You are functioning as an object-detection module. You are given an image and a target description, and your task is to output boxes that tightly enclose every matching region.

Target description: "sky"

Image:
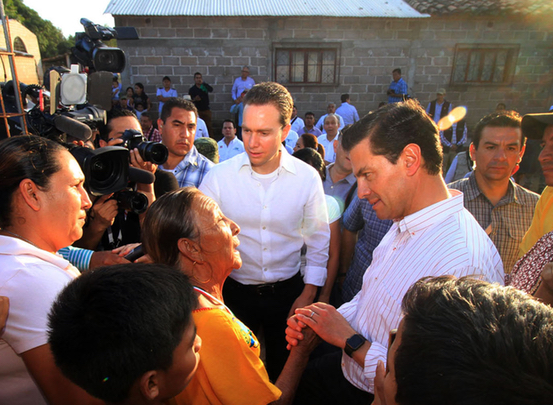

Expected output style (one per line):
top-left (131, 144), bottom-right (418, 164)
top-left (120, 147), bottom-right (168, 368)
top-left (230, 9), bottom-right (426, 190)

top-left (22, 0), bottom-right (115, 38)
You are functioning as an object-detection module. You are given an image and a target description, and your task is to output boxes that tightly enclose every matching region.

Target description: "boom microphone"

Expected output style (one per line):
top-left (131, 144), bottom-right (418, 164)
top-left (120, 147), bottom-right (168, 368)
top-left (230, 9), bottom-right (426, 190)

top-left (128, 167), bottom-right (155, 184)
top-left (53, 115), bottom-right (92, 141)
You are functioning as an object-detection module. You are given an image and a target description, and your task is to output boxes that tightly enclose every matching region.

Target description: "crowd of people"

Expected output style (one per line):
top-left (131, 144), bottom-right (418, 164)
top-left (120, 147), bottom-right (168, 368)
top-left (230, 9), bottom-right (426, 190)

top-left (1, 72), bottom-right (553, 405)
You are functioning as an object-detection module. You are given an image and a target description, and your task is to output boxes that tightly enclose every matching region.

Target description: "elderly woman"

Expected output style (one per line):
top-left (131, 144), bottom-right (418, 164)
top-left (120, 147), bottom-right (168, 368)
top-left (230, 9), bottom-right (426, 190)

top-left (0, 136), bottom-right (102, 404)
top-left (142, 188), bottom-right (317, 405)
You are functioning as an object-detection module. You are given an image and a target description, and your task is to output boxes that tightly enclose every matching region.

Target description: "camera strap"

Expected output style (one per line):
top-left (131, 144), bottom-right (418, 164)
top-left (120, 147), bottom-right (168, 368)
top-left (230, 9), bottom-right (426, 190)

top-left (107, 226), bottom-right (123, 248)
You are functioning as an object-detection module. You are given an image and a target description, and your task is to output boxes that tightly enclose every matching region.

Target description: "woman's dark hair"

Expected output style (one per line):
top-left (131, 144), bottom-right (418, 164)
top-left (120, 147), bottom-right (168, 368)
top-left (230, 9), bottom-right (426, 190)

top-left (293, 147), bottom-right (326, 182)
top-left (142, 188), bottom-right (200, 267)
top-left (299, 133), bottom-right (318, 150)
top-left (125, 86), bottom-right (134, 94)
top-left (0, 135), bottom-right (65, 227)
top-left (134, 82), bottom-right (145, 93)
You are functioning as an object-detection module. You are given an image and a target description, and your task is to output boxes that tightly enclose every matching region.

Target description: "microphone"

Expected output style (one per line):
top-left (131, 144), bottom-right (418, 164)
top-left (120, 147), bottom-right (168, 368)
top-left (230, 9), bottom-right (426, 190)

top-left (53, 115), bottom-right (92, 141)
top-left (128, 166), bottom-right (155, 184)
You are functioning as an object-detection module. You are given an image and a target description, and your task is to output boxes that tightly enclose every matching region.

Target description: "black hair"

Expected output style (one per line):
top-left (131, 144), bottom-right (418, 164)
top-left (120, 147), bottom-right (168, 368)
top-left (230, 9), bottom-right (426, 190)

top-left (341, 99), bottom-right (442, 175)
top-left (98, 109), bottom-right (139, 142)
top-left (0, 135), bottom-right (65, 227)
top-left (341, 94), bottom-right (349, 103)
top-left (472, 110), bottom-right (523, 149)
top-left (393, 68), bottom-right (402, 75)
top-left (222, 119), bottom-right (236, 129)
top-left (48, 263), bottom-right (197, 403)
top-left (162, 76), bottom-right (171, 82)
top-left (160, 98), bottom-right (198, 123)
top-left (293, 147), bottom-right (326, 182)
top-left (142, 188), bottom-right (200, 267)
top-left (194, 72), bottom-right (202, 77)
top-left (305, 111), bottom-right (315, 118)
top-left (395, 276), bottom-right (553, 405)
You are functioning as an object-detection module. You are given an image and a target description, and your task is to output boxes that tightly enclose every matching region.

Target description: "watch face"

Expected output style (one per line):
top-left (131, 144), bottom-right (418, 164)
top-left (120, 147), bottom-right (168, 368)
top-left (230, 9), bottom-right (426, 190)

top-left (347, 334), bottom-right (366, 350)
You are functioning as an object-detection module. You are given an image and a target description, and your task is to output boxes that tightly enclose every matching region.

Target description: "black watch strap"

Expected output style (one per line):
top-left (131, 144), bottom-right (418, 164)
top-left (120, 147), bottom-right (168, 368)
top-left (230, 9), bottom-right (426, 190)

top-left (345, 334), bottom-right (367, 358)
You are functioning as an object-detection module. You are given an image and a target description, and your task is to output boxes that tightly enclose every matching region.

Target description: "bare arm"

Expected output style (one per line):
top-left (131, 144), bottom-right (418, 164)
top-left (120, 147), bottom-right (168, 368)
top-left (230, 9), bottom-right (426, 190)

top-left (319, 220), bottom-right (341, 303)
top-left (271, 327), bottom-right (320, 405)
top-left (22, 344), bottom-right (104, 405)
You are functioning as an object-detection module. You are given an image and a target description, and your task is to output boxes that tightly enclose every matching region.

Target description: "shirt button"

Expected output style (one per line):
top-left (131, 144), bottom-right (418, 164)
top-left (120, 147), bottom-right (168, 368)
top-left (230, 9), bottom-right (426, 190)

top-left (263, 268), bottom-right (267, 271)
top-left (262, 226), bottom-right (266, 230)
top-left (264, 205), bottom-right (267, 209)
top-left (263, 248), bottom-right (267, 251)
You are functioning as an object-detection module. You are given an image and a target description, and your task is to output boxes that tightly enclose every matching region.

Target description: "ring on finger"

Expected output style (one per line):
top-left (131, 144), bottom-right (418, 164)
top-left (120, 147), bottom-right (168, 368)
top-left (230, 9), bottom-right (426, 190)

top-left (309, 310), bottom-right (315, 318)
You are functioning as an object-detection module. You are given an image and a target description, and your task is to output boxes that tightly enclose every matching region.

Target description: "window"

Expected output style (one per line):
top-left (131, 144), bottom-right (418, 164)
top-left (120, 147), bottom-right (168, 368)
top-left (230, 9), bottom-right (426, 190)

top-left (13, 37), bottom-right (27, 53)
top-left (451, 44), bottom-right (518, 85)
top-left (275, 48), bottom-right (337, 85)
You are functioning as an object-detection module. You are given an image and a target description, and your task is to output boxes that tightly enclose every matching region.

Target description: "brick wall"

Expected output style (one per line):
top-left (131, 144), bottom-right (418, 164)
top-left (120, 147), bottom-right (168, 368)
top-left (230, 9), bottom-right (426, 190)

top-left (115, 15), bottom-right (553, 137)
top-left (0, 20), bottom-right (41, 84)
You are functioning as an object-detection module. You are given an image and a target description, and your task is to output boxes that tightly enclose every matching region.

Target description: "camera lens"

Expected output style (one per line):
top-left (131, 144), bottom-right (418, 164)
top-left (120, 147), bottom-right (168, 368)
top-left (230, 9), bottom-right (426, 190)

top-left (90, 159), bottom-right (113, 182)
top-left (138, 142), bottom-right (168, 165)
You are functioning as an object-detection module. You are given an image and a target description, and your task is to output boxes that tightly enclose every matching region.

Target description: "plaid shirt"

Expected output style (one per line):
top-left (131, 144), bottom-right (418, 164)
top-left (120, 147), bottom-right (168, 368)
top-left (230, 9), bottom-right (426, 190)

top-left (448, 172), bottom-right (539, 274)
top-left (145, 126), bottom-right (162, 143)
top-left (387, 77), bottom-right (408, 103)
top-left (159, 146), bottom-right (214, 188)
top-left (341, 194), bottom-right (393, 302)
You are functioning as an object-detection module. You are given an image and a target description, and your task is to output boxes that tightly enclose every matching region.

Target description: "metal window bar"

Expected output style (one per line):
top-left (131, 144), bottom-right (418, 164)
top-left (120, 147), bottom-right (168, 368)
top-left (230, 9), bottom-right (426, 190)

top-left (0, 0), bottom-right (28, 137)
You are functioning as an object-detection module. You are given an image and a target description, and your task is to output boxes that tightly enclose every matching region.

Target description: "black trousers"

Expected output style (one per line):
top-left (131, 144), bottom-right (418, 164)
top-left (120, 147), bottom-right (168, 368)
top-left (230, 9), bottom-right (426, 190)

top-left (293, 350), bottom-right (374, 405)
top-left (223, 273), bottom-right (304, 381)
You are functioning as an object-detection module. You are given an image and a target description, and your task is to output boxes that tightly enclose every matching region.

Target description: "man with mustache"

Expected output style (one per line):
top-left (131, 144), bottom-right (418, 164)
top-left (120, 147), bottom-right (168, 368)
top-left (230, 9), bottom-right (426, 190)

top-left (518, 111), bottom-right (553, 256)
top-left (449, 111), bottom-right (538, 275)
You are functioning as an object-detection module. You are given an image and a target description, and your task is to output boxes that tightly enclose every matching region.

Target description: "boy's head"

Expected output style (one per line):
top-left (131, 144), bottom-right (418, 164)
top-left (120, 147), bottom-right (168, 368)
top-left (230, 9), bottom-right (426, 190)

top-left (48, 263), bottom-right (200, 404)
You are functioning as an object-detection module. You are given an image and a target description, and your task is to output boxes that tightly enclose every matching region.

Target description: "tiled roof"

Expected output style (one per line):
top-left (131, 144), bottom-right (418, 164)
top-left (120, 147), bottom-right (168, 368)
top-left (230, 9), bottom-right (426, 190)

top-left (105, 0), bottom-right (428, 18)
top-left (405, 0), bottom-right (553, 16)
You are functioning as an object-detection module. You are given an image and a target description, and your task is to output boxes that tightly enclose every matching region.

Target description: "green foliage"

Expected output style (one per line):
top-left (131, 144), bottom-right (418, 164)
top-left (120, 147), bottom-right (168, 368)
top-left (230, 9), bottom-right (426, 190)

top-left (4, 0), bottom-right (72, 58)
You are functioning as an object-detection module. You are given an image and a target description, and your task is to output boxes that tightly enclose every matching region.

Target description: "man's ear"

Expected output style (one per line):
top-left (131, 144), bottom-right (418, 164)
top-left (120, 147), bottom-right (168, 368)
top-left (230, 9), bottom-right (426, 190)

top-left (469, 143), bottom-right (476, 162)
top-left (401, 143), bottom-right (422, 176)
top-left (18, 179), bottom-right (41, 212)
top-left (281, 124), bottom-right (291, 142)
top-left (177, 238), bottom-right (203, 263)
top-left (139, 370), bottom-right (160, 401)
top-left (333, 139), bottom-right (338, 150)
top-left (157, 118), bottom-right (164, 132)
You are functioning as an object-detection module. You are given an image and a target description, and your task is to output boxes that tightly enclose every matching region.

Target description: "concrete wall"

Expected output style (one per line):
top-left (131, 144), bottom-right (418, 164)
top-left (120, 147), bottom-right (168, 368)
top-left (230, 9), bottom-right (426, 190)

top-left (114, 15), bottom-right (553, 136)
top-left (0, 20), bottom-right (41, 84)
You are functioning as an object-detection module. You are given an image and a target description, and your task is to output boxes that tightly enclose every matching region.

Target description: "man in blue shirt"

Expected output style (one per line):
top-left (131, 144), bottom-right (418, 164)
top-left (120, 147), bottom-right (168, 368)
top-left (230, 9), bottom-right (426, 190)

top-left (387, 68), bottom-right (408, 103)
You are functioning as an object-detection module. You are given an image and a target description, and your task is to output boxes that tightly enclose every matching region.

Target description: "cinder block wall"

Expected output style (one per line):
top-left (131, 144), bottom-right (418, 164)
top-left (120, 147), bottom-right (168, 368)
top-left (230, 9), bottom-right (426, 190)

top-left (115, 15), bottom-right (553, 136)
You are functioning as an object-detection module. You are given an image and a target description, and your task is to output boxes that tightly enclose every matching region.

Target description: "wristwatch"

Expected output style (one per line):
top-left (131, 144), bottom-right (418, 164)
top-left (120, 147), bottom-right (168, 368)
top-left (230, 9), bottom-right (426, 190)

top-left (345, 334), bottom-right (367, 358)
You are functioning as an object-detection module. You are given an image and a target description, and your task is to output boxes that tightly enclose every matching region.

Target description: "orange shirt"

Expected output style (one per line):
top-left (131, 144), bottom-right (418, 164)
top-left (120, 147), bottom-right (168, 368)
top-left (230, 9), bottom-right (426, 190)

top-left (174, 308), bottom-right (281, 405)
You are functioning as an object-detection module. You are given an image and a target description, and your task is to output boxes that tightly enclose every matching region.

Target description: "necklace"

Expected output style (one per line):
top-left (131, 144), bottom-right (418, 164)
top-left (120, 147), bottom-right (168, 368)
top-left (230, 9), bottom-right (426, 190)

top-left (0, 229), bottom-right (38, 248)
top-left (193, 286), bottom-right (234, 316)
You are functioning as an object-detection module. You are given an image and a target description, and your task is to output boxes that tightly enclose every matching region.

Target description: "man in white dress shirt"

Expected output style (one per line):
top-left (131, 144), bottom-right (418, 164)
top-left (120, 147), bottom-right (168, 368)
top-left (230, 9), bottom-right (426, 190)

top-left (316, 102), bottom-right (345, 133)
top-left (335, 94), bottom-right (360, 126)
top-left (231, 66), bottom-right (255, 101)
top-left (200, 82), bottom-right (330, 380)
top-left (318, 114), bottom-right (341, 164)
top-left (217, 119), bottom-right (245, 162)
top-left (290, 105), bottom-right (305, 134)
top-left (286, 100), bottom-right (504, 405)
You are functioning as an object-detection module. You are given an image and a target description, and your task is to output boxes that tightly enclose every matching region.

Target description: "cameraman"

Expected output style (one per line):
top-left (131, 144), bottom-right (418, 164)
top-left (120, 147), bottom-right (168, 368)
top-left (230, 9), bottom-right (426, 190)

top-left (76, 110), bottom-right (177, 250)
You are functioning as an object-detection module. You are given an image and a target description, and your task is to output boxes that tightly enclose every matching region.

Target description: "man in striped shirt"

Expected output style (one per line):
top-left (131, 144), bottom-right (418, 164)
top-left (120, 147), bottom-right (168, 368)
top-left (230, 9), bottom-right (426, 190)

top-left (287, 100), bottom-right (503, 405)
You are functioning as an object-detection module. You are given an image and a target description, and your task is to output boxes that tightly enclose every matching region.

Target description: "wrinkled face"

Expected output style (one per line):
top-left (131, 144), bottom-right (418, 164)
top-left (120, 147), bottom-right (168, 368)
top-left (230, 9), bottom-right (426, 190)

top-left (392, 71), bottom-right (401, 82)
top-left (241, 68), bottom-right (249, 79)
top-left (471, 126), bottom-right (524, 183)
top-left (40, 150), bottom-right (92, 251)
top-left (193, 194), bottom-right (242, 275)
top-left (140, 115), bottom-right (153, 132)
top-left (242, 103), bottom-right (288, 174)
top-left (222, 121), bottom-right (236, 140)
top-left (324, 116), bottom-right (339, 137)
top-left (539, 125), bottom-right (553, 186)
top-left (158, 321), bottom-right (201, 399)
top-left (294, 137), bottom-right (305, 152)
top-left (163, 79), bottom-right (171, 89)
top-left (305, 115), bottom-right (315, 127)
top-left (159, 108), bottom-right (196, 159)
top-left (194, 74), bottom-right (203, 86)
top-left (350, 138), bottom-right (409, 220)
top-left (327, 104), bottom-right (336, 114)
top-left (436, 93), bottom-right (445, 103)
